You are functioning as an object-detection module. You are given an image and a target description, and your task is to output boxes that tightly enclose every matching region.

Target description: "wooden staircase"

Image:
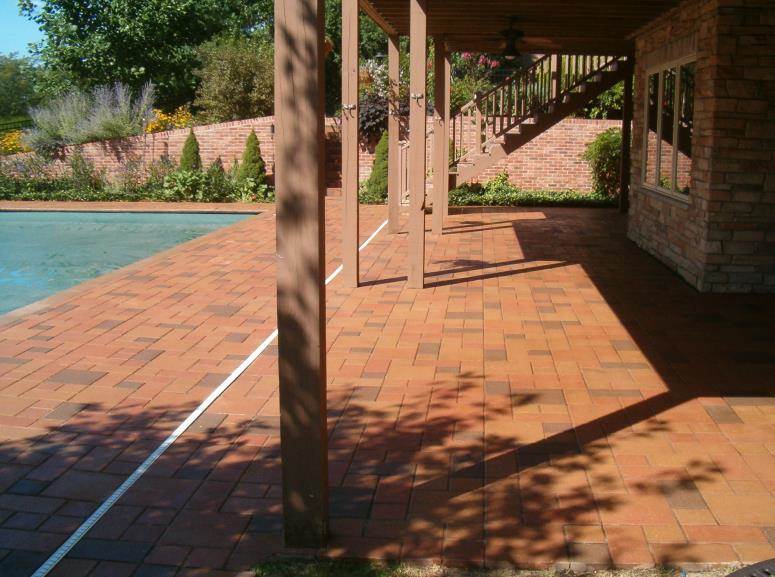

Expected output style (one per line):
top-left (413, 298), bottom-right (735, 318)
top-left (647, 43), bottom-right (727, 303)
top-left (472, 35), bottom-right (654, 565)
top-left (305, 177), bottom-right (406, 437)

top-left (448, 54), bottom-right (633, 187)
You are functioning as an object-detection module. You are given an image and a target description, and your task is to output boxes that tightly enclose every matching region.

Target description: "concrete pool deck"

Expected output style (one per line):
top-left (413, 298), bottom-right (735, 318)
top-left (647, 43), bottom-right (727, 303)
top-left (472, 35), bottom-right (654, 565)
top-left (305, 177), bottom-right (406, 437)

top-left (0, 199), bottom-right (773, 576)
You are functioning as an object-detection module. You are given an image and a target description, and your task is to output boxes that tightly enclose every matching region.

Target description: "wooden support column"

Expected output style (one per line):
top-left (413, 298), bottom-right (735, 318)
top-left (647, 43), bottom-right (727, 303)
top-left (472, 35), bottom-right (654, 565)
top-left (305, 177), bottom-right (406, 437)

top-left (274, 0), bottom-right (328, 548)
top-left (619, 70), bottom-right (633, 213)
top-left (432, 36), bottom-right (450, 235)
top-left (387, 34), bottom-right (400, 234)
top-left (407, 0), bottom-right (427, 288)
top-left (341, 0), bottom-right (359, 286)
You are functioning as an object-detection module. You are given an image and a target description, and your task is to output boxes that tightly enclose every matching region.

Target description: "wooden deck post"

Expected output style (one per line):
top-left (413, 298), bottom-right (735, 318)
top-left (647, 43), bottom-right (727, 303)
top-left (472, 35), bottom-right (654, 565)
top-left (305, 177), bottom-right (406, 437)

top-left (341, 0), bottom-right (359, 286)
top-left (407, 0), bottom-right (427, 288)
top-left (274, 0), bottom-right (329, 548)
top-left (432, 36), bottom-right (450, 235)
top-left (619, 69), bottom-right (633, 213)
top-left (387, 33), bottom-right (400, 234)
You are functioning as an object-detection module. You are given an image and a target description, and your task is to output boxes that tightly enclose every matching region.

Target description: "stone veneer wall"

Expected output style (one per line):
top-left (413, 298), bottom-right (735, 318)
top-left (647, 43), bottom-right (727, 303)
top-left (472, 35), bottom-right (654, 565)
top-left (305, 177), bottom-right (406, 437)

top-left (20, 116), bottom-right (624, 194)
top-left (629, 0), bottom-right (774, 293)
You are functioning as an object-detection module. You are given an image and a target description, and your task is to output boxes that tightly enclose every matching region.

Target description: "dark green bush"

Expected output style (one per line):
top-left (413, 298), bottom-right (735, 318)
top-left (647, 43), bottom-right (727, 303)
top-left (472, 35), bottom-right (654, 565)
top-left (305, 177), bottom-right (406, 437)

top-left (180, 129), bottom-right (201, 171)
top-left (582, 127), bottom-right (622, 197)
top-left (236, 130), bottom-right (266, 186)
top-left (449, 173), bottom-right (616, 208)
top-left (360, 131), bottom-right (388, 204)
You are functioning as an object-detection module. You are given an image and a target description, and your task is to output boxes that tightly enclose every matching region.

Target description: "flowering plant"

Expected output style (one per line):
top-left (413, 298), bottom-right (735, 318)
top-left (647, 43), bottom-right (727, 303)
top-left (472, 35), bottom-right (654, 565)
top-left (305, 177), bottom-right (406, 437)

top-left (0, 130), bottom-right (30, 155)
top-left (145, 106), bottom-right (193, 133)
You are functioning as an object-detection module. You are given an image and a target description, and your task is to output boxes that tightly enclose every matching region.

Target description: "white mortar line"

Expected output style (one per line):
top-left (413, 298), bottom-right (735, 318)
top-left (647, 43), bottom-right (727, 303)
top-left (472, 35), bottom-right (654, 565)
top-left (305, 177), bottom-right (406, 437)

top-left (31, 218), bottom-right (389, 577)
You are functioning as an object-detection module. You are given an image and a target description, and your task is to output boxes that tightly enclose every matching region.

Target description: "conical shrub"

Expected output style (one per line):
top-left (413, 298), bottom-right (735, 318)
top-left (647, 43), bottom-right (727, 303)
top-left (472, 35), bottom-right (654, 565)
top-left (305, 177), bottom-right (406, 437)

top-left (236, 129), bottom-right (266, 186)
top-left (180, 129), bottom-right (201, 171)
top-left (361, 131), bottom-right (388, 202)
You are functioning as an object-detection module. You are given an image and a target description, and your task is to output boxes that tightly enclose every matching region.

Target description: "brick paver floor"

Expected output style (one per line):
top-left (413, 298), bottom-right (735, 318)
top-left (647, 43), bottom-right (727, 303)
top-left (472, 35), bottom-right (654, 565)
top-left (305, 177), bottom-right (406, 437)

top-left (0, 201), bottom-right (773, 576)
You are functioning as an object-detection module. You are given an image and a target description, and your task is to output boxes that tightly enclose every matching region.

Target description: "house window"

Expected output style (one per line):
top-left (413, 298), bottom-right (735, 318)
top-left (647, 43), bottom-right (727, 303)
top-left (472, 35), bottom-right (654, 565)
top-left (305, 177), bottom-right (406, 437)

top-left (642, 59), bottom-right (695, 196)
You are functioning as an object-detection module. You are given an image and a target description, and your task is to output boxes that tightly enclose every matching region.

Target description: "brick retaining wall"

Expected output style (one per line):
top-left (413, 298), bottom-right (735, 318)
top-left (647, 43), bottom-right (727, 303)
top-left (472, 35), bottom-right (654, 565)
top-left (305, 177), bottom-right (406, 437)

top-left (12, 116), bottom-right (626, 194)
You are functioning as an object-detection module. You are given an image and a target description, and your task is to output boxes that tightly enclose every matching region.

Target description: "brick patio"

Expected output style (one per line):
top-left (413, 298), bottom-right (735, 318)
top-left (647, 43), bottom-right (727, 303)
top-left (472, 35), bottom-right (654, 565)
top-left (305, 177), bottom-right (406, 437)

top-left (0, 200), bottom-right (773, 576)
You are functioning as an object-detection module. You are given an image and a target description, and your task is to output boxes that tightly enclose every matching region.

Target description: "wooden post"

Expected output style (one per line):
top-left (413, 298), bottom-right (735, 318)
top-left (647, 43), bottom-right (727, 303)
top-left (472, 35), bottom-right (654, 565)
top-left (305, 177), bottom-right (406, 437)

top-left (387, 34), bottom-right (400, 234)
top-left (341, 0), bottom-right (359, 286)
top-left (407, 0), bottom-right (427, 289)
top-left (619, 70), bottom-right (633, 213)
top-left (432, 36), bottom-right (450, 235)
top-left (274, 0), bottom-right (328, 548)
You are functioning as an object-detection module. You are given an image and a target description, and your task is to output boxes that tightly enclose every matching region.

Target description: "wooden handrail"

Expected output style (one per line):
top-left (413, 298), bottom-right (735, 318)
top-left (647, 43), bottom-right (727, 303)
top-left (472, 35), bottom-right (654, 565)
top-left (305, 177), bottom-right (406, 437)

top-left (397, 53), bottom-right (629, 187)
top-left (450, 53), bottom-right (627, 165)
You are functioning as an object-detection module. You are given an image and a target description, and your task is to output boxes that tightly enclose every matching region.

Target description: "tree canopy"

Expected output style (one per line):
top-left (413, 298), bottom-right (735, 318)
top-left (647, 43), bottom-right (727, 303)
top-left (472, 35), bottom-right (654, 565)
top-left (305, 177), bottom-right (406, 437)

top-left (19, 0), bottom-right (269, 108)
top-left (0, 54), bottom-right (40, 117)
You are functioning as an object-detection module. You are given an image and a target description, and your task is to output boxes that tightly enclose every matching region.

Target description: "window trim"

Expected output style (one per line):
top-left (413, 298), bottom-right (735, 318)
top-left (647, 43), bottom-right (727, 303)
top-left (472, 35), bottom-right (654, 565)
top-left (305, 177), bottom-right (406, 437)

top-left (641, 53), bottom-right (696, 201)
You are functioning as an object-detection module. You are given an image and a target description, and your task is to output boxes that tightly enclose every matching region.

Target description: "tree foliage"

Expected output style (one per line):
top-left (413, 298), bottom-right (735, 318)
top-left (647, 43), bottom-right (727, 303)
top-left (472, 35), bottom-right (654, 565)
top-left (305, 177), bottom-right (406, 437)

top-left (579, 81), bottom-right (628, 119)
top-left (0, 54), bottom-right (40, 117)
top-left (193, 34), bottom-right (273, 122)
top-left (19, 0), bottom-right (266, 108)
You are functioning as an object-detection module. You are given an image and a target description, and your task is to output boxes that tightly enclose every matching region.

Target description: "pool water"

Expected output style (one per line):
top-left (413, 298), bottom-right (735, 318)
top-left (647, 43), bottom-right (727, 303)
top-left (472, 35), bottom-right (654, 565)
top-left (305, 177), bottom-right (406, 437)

top-left (0, 211), bottom-right (251, 315)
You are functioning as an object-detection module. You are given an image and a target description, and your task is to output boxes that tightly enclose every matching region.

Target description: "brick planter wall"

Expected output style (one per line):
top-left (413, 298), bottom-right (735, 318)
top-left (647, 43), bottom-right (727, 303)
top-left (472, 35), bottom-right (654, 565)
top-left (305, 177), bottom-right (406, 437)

top-left (9, 116), bottom-right (626, 194)
top-left (629, 0), bottom-right (774, 293)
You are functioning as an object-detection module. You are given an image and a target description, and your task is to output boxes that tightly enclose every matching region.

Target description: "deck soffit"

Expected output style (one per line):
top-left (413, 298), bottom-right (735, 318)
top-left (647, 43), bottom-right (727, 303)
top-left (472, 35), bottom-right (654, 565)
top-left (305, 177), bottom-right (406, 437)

top-left (359, 0), bottom-right (683, 52)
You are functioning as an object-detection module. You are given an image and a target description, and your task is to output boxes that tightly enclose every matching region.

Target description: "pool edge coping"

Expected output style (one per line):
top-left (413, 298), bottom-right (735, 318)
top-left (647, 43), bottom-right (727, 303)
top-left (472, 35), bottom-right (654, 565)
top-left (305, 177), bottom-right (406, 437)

top-left (0, 200), bottom-right (268, 215)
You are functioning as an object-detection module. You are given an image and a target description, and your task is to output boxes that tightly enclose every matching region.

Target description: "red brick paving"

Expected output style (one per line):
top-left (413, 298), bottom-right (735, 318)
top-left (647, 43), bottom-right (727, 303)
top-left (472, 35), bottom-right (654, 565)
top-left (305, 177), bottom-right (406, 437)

top-left (1, 201), bottom-right (774, 576)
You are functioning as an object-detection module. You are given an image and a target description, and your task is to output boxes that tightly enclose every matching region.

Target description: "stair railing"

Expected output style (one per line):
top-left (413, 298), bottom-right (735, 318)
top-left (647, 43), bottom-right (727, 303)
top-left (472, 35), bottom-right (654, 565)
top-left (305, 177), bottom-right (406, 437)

top-left (450, 53), bottom-right (626, 166)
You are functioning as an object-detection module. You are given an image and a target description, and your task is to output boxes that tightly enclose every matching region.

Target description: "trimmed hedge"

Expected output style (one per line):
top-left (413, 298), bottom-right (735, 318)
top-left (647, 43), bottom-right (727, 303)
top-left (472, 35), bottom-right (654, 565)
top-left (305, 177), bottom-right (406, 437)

top-left (359, 131), bottom-right (388, 204)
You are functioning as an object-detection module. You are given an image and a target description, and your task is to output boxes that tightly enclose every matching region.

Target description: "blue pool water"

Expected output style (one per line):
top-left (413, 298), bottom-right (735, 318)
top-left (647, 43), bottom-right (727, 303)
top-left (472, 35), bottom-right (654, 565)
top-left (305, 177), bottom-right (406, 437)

top-left (0, 211), bottom-right (251, 315)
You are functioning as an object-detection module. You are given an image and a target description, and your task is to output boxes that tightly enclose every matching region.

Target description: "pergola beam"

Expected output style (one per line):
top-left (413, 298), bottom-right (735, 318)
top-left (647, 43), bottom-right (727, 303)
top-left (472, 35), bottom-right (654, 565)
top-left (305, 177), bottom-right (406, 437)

top-left (342, 0), bottom-right (360, 286)
top-left (274, 0), bottom-right (329, 549)
top-left (407, 0), bottom-right (427, 289)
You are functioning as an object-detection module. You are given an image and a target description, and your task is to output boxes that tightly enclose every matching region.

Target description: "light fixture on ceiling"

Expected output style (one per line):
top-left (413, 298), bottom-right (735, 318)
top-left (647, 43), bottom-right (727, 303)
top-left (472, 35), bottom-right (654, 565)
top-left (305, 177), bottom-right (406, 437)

top-left (500, 16), bottom-right (524, 61)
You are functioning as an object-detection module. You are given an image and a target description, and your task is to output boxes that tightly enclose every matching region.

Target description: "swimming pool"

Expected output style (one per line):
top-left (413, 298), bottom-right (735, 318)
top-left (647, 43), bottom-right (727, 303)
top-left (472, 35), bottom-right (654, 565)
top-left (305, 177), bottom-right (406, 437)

top-left (0, 211), bottom-right (251, 315)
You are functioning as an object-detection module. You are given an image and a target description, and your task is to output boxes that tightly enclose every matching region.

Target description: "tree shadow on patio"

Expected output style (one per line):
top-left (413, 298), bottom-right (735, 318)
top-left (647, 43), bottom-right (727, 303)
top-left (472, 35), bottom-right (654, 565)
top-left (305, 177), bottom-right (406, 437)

top-left (325, 207), bottom-right (774, 567)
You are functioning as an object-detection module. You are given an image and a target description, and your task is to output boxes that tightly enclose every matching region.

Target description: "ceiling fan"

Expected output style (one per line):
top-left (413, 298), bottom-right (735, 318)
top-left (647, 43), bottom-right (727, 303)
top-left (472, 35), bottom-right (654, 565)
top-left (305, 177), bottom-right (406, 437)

top-left (500, 16), bottom-right (525, 60)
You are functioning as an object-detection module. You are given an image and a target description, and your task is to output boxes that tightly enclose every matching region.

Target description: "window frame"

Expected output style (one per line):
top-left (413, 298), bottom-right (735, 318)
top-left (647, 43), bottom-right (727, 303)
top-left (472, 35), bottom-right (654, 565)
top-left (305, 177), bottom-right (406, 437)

top-left (641, 53), bottom-right (696, 203)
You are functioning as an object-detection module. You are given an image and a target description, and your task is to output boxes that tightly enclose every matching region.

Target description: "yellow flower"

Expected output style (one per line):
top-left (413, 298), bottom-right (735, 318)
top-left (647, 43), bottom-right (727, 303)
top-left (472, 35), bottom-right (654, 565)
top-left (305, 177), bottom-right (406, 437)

top-left (145, 106), bottom-right (193, 133)
top-left (0, 130), bottom-right (30, 155)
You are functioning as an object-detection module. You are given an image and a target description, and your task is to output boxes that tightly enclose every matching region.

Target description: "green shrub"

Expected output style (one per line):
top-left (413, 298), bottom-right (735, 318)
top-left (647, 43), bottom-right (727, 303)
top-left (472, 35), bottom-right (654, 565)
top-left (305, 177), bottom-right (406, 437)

top-left (360, 131), bottom-right (388, 204)
top-left (180, 130), bottom-right (202, 171)
top-left (582, 127), bottom-right (622, 197)
top-left (449, 172), bottom-right (616, 208)
top-left (236, 130), bottom-right (266, 186)
top-left (0, 151), bottom-right (277, 203)
top-left (161, 170), bottom-right (204, 201)
top-left (202, 158), bottom-right (233, 202)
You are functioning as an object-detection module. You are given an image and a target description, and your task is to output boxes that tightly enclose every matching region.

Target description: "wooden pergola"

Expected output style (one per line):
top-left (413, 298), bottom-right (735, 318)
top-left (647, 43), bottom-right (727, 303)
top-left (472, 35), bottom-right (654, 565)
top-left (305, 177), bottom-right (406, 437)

top-left (273, 0), bottom-right (682, 548)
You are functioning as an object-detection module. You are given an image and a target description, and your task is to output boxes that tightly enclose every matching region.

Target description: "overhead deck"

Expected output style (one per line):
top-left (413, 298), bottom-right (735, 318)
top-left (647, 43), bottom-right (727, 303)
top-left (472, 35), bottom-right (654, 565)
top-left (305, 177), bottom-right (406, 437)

top-left (359, 0), bottom-right (683, 52)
